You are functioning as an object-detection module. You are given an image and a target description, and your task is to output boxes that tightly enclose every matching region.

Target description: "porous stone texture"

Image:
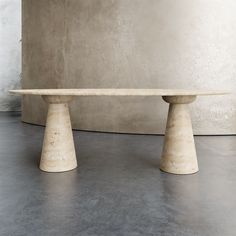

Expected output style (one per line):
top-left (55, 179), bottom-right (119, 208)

top-left (40, 95), bottom-right (77, 172)
top-left (22, 0), bottom-right (236, 134)
top-left (160, 96), bottom-right (198, 174)
top-left (10, 89), bottom-right (228, 173)
top-left (10, 89), bottom-right (228, 96)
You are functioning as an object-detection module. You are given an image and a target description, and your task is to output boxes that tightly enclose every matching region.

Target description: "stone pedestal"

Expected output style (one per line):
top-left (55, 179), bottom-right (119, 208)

top-left (160, 96), bottom-right (198, 174)
top-left (40, 95), bottom-right (77, 172)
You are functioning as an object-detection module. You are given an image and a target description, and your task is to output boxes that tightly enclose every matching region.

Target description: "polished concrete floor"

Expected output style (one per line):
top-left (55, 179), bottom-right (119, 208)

top-left (0, 112), bottom-right (236, 236)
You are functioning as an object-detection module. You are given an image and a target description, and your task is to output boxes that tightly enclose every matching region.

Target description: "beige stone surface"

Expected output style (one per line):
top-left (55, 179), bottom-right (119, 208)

top-left (160, 96), bottom-right (198, 174)
top-left (22, 0), bottom-right (236, 134)
top-left (10, 89), bottom-right (228, 96)
top-left (40, 95), bottom-right (77, 172)
top-left (10, 89), bottom-right (228, 174)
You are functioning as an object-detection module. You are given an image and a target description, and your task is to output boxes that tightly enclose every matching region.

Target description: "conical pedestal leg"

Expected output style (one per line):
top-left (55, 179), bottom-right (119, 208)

top-left (160, 96), bottom-right (198, 175)
top-left (40, 95), bottom-right (77, 172)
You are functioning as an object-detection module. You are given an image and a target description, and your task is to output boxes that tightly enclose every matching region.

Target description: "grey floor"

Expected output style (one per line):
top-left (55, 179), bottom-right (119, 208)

top-left (0, 112), bottom-right (236, 236)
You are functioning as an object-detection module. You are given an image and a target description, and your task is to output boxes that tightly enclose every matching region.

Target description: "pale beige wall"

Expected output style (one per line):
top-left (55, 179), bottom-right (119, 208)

top-left (22, 0), bottom-right (236, 134)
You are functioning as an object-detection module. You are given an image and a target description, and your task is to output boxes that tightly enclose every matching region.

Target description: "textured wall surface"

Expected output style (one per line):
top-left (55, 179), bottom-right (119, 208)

top-left (22, 0), bottom-right (236, 134)
top-left (0, 0), bottom-right (21, 111)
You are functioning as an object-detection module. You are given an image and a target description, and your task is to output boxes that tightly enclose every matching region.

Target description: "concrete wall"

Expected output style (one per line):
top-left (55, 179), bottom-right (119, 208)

top-left (22, 0), bottom-right (236, 134)
top-left (0, 0), bottom-right (21, 111)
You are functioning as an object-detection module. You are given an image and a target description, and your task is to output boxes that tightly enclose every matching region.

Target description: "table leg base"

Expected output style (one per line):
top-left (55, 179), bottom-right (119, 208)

top-left (160, 96), bottom-right (199, 175)
top-left (160, 165), bottom-right (199, 175)
top-left (39, 166), bottom-right (77, 173)
top-left (40, 96), bottom-right (77, 172)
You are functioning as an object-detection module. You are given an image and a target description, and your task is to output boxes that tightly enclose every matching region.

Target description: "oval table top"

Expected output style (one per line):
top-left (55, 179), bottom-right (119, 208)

top-left (9, 89), bottom-right (229, 96)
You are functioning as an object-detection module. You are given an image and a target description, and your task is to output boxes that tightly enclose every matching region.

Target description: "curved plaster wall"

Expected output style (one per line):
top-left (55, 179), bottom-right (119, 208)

top-left (22, 0), bottom-right (236, 134)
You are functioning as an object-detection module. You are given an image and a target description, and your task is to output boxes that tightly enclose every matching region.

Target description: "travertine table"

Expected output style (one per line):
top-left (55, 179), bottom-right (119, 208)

top-left (10, 89), bottom-right (228, 174)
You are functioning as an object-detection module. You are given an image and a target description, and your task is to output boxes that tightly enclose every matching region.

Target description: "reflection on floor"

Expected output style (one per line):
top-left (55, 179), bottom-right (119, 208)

top-left (0, 112), bottom-right (235, 236)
